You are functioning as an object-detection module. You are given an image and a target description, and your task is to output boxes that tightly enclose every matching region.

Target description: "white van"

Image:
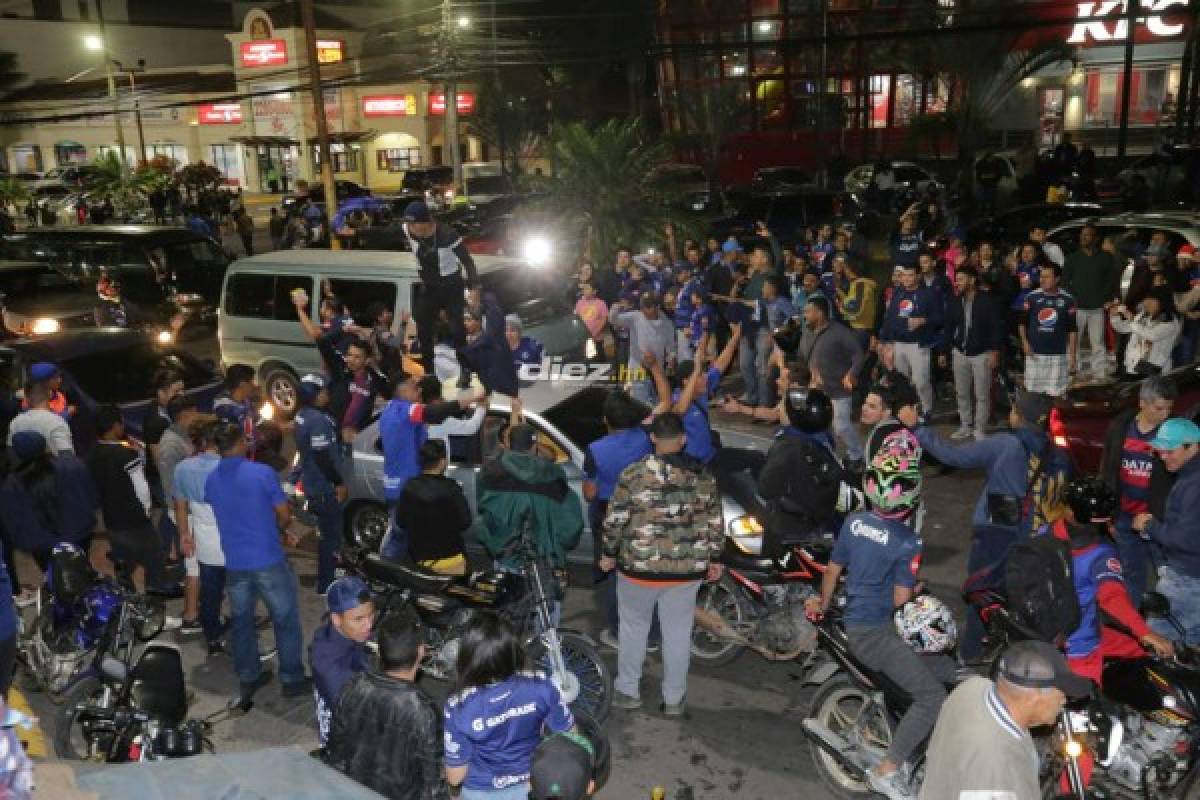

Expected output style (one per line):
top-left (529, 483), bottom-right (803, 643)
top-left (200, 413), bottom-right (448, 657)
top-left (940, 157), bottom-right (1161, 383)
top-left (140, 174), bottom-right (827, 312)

top-left (217, 249), bottom-right (589, 411)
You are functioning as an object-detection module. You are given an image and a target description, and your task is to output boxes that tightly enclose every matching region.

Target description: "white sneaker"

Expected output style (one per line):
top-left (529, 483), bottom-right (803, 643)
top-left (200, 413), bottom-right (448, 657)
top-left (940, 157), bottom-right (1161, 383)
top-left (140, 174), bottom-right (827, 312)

top-left (950, 427), bottom-right (973, 440)
top-left (866, 769), bottom-right (914, 800)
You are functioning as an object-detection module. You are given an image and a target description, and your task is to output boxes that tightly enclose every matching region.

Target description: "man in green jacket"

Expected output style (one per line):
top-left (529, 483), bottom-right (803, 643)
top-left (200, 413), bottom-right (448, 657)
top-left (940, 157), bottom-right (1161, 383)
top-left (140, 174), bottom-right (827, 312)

top-left (1062, 224), bottom-right (1119, 381)
top-left (476, 424), bottom-right (584, 607)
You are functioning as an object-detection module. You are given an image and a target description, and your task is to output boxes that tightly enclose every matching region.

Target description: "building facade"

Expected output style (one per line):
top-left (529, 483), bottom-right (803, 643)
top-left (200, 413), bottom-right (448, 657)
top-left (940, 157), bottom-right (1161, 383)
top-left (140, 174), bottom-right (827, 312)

top-left (0, 6), bottom-right (484, 192)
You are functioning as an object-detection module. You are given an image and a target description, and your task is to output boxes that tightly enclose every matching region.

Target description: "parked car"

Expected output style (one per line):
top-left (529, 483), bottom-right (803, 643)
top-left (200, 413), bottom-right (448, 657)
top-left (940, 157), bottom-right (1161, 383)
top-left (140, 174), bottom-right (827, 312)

top-left (0, 260), bottom-right (96, 334)
top-left (3, 225), bottom-right (229, 334)
top-left (646, 163), bottom-right (713, 213)
top-left (1116, 145), bottom-right (1199, 200)
top-left (281, 180), bottom-right (371, 215)
top-left (0, 328), bottom-right (221, 451)
top-left (751, 166), bottom-right (813, 193)
top-left (218, 249), bottom-right (590, 413)
top-left (29, 166), bottom-right (100, 193)
top-left (1047, 211), bottom-right (1200, 297)
top-left (844, 161), bottom-right (942, 196)
top-left (337, 382), bottom-right (770, 563)
top-left (709, 189), bottom-right (862, 245)
top-left (400, 166), bottom-right (456, 210)
top-left (1050, 362), bottom-right (1200, 474)
top-left (461, 174), bottom-right (515, 206)
top-left (966, 202), bottom-right (1103, 249)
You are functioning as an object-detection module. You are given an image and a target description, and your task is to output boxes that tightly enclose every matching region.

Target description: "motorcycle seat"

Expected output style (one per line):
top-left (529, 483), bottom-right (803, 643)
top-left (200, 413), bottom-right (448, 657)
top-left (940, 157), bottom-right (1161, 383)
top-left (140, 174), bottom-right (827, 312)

top-left (361, 554), bottom-right (456, 594)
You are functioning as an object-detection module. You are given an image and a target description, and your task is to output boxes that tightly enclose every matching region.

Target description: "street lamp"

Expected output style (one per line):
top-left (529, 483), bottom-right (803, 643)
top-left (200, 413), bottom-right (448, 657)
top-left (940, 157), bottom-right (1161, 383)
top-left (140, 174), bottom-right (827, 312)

top-left (83, 34), bottom-right (104, 52)
top-left (457, 15), bottom-right (471, 28)
top-left (83, 15), bottom-right (128, 173)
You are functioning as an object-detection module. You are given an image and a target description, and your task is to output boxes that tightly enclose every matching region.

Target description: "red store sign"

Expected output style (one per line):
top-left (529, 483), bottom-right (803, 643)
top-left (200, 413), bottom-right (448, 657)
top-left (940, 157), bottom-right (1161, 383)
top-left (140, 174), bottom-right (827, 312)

top-left (240, 40), bottom-right (288, 68)
top-left (362, 95), bottom-right (417, 117)
top-left (428, 92), bottom-right (476, 115)
top-left (197, 103), bottom-right (244, 124)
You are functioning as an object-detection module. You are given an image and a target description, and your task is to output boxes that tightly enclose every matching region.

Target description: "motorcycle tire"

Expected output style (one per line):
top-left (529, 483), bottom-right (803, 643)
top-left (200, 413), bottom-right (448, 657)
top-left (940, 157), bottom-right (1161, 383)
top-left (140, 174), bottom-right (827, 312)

top-left (808, 676), bottom-right (894, 799)
top-left (690, 575), bottom-right (749, 667)
top-left (54, 676), bottom-right (112, 761)
top-left (527, 631), bottom-right (613, 725)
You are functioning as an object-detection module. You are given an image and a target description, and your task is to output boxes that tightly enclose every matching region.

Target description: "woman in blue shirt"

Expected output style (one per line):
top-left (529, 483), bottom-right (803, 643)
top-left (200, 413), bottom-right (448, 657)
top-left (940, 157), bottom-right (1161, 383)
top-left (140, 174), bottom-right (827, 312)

top-left (444, 613), bottom-right (574, 798)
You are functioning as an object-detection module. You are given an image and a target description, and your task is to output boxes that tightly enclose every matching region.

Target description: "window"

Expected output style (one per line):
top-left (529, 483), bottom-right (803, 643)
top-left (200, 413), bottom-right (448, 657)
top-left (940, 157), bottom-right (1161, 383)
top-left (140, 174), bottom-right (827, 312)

top-left (869, 74), bottom-right (891, 128)
top-left (894, 74), bottom-right (918, 127)
top-left (54, 143), bottom-right (87, 166)
top-left (1085, 72), bottom-right (1119, 126)
top-left (209, 144), bottom-right (241, 182)
top-left (223, 273), bottom-right (313, 320)
top-left (60, 345), bottom-right (212, 405)
top-left (540, 388), bottom-right (609, 451)
top-left (9, 145), bottom-right (43, 173)
top-left (376, 147), bottom-right (421, 173)
top-left (312, 143), bottom-right (359, 174)
top-left (96, 145), bottom-right (137, 165)
top-left (326, 279), bottom-right (398, 322)
top-left (147, 143), bottom-right (187, 164)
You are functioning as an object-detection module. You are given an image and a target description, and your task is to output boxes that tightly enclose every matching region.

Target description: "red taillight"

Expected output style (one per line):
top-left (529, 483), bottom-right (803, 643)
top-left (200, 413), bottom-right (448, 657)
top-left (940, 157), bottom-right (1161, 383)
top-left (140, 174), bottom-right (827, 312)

top-left (1049, 407), bottom-right (1069, 449)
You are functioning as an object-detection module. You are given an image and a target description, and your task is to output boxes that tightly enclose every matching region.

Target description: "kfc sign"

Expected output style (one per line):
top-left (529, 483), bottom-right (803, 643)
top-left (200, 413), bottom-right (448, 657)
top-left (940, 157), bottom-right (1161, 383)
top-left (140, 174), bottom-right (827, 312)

top-left (197, 103), bottom-right (244, 124)
top-left (362, 95), bottom-right (417, 117)
top-left (316, 39), bottom-right (344, 64)
top-left (429, 92), bottom-right (476, 115)
top-left (240, 40), bottom-right (288, 67)
top-left (1067, 0), bottom-right (1189, 44)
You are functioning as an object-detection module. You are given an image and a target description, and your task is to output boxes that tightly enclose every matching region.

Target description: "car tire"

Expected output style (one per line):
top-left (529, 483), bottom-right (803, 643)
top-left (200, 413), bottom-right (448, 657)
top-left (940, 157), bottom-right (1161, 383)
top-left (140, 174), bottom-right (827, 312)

top-left (261, 366), bottom-right (299, 416)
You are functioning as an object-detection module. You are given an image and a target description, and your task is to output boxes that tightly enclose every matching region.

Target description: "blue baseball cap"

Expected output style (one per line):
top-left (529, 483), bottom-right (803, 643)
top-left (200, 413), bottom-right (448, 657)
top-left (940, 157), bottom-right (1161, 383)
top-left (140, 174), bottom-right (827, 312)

top-left (721, 237), bottom-right (742, 254)
top-left (326, 576), bottom-right (371, 614)
top-left (1151, 418), bottom-right (1200, 451)
top-left (298, 372), bottom-right (328, 403)
top-left (29, 362), bottom-right (58, 382)
top-left (403, 200), bottom-right (432, 223)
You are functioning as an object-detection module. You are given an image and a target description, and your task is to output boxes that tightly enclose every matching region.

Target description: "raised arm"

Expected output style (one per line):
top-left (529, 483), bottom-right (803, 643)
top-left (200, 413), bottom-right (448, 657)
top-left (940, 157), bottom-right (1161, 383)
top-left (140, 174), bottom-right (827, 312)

top-left (292, 294), bottom-right (324, 342)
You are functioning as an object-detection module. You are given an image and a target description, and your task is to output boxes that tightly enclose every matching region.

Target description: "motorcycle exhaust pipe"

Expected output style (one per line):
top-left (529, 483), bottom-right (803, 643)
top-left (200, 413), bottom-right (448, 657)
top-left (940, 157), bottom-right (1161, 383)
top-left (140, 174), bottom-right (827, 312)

top-left (801, 719), bottom-right (869, 780)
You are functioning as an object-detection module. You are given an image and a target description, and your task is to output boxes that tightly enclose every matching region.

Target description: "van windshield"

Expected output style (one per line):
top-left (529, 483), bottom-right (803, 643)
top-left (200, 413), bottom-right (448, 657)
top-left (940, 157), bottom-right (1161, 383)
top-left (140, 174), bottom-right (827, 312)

top-left (478, 265), bottom-right (570, 326)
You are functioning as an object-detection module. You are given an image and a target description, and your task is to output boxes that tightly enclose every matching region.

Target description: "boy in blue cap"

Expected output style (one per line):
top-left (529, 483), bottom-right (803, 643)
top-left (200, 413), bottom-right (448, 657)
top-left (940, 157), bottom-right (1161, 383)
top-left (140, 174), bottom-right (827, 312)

top-left (26, 362), bottom-right (71, 419)
top-left (310, 575), bottom-right (375, 748)
top-left (1135, 418), bottom-right (1200, 644)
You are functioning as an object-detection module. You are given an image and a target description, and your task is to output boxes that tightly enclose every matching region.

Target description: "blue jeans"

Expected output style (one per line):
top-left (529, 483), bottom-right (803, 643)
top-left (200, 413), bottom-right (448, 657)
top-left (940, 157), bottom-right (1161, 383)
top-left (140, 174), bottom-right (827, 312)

top-left (1151, 567), bottom-right (1200, 646)
top-left (830, 395), bottom-right (864, 461)
top-left (226, 560), bottom-right (306, 686)
top-left (460, 786), bottom-right (529, 800)
top-left (309, 492), bottom-right (345, 594)
top-left (738, 334), bottom-right (763, 406)
top-left (198, 563), bottom-right (226, 644)
top-left (1114, 514), bottom-right (1153, 608)
top-left (380, 499), bottom-right (409, 561)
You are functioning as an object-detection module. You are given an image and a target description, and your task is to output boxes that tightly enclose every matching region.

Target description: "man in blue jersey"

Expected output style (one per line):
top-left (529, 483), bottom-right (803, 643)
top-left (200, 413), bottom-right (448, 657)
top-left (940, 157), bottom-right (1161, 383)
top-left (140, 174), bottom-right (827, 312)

top-left (879, 263), bottom-right (941, 414)
top-left (379, 368), bottom-right (483, 560)
top-left (1019, 262), bottom-right (1078, 397)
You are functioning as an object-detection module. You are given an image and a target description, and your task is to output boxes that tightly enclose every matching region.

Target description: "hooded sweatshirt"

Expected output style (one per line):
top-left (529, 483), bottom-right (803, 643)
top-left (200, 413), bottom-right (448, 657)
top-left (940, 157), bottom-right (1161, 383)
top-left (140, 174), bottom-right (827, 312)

top-left (395, 472), bottom-right (473, 563)
top-left (476, 450), bottom-right (584, 568)
top-left (310, 619), bottom-right (370, 745)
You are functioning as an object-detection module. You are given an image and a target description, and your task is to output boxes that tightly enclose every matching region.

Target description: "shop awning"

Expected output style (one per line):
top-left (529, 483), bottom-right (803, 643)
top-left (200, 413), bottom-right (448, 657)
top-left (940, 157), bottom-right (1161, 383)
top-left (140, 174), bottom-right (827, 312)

top-left (229, 135), bottom-right (299, 146)
top-left (304, 129), bottom-right (379, 146)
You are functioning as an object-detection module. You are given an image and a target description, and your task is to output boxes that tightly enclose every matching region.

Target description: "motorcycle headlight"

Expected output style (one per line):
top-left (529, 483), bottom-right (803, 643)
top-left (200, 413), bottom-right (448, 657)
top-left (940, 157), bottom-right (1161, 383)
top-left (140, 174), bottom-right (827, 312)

top-left (29, 317), bottom-right (60, 335)
top-left (156, 330), bottom-right (174, 345)
top-left (728, 514), bottom-right (763, 555)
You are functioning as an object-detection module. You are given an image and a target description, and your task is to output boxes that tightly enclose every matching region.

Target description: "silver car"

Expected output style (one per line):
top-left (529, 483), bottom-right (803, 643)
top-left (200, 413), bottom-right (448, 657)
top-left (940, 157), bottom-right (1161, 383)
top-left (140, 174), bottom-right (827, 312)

top-left (1047, 211), bottom-right (1200, 296)
top-left (338, 382), bottom-right (770, 564)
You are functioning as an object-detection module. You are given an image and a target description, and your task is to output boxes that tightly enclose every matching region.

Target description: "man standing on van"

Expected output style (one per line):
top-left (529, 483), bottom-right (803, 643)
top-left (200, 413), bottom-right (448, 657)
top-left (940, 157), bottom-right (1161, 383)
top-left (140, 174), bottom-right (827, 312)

top-left (401, 201), bottom-right (480, 386)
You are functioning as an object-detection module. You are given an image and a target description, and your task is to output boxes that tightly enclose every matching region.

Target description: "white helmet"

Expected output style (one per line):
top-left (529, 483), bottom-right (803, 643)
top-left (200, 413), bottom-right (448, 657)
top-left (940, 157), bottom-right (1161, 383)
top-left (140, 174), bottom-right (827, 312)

top-left (894, 594), bottom-right (958, 654)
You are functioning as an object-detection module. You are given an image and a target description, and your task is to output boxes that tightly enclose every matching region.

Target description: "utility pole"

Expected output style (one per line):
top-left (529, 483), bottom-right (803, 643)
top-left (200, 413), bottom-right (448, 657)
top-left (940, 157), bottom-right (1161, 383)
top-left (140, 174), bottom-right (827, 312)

top-left (815, 0), bottom-right (828, 188)
top-left (114, 62), bottom-right (148, 164)
top-left (299, 0), bottom-right (340, 248)
top-left (442, 0), bottom-right (464, 192)
top-left (1115, 0), bottom-right (1138, 158)
top-left (96, 2), bottom-right (128, 172)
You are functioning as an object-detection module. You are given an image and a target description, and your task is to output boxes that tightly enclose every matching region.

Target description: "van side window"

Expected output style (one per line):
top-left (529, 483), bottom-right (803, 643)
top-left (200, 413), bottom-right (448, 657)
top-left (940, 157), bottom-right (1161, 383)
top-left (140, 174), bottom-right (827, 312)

top-left (327, 279), bottom-right (398, 323)
top-left (225, 273), bottom-right (314, 320)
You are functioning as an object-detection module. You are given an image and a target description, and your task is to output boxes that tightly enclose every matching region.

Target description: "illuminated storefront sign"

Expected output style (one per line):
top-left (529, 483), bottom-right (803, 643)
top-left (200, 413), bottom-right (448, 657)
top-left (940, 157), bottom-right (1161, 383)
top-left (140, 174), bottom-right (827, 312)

top-left (316, 40), bottom-right (344, 64)
top-left (428, 92), bottom-right (476, 115)
top-left (362, 95), bottom-right (418, 117)
top-left (1067, 0), bottom-right (1189, 44)
top-left (197, 103), bottom-right (244, 124)
top-left (241, 40), bottom-right (288, 67)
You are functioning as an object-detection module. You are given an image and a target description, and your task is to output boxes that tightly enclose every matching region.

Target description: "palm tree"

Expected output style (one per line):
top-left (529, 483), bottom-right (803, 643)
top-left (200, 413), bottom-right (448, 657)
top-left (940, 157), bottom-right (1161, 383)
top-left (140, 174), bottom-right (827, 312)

top-left (900, 0), bottom-right (1074, 191)
top-left (541, 118), bottom-right (670, 263)
top-left (89, 152), bottom-right (161, 216)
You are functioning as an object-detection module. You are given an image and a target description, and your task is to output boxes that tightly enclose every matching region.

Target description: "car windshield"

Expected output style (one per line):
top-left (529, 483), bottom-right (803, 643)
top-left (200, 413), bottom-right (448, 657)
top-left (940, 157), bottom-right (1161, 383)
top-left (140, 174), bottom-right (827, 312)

top-left (737, 196), bottom-right (774, 219)
top-left (539, 387), bottom-right (609, 450)
top-left (761, 168), bottom-right (810, 184)
top-left (466, 176), bottom-right (513, 195)
top-left (478, 265), bottom-right (570, 325)
top-left (0, 265), bottom-right (77, 297)
top-left (59, 344), bottom-right (215, 404)
top-left (402, 169), bottom-right (452, 190)
top-left (151, 239), bottom-right (227, 293)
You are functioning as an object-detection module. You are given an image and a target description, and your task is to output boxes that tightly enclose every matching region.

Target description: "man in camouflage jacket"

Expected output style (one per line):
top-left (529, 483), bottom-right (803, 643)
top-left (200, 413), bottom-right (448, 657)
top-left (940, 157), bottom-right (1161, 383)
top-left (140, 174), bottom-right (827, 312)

top-left (600, 411), bottom-right (724, 715)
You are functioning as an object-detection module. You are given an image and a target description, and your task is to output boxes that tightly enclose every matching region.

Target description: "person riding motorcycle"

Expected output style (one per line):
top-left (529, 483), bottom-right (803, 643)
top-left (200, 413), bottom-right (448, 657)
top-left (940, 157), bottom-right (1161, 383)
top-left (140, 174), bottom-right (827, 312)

top-left (757, 387), bottom-right (860, 555)
top-left (1050, 476), bottom-right (1175, 687)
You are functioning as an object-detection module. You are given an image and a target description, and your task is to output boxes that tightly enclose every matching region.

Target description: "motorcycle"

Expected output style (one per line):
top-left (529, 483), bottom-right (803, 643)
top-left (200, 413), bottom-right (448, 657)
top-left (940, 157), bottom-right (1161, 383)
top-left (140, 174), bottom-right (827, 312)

top-left (18, 546), bottom-right (165, 698)
top-left (691, 536), bottom-right (829, 666)
top-left (338, 524), bottom-right (614, 724)
top-left (968, 583), bottom-right (1200, 799)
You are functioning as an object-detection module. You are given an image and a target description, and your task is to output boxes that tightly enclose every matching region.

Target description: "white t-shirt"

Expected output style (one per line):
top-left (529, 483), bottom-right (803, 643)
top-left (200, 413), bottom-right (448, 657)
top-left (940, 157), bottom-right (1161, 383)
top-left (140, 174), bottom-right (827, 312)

top-left (8, 409), bottom-right (74, 454)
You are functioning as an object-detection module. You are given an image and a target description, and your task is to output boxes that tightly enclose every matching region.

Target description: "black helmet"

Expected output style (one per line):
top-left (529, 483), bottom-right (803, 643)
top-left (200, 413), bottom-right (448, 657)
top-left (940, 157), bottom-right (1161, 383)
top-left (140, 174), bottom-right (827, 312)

top-left (1064, 476), bottom-right (1118, 524)
top-left (785, 387), bottom-right (833, 433)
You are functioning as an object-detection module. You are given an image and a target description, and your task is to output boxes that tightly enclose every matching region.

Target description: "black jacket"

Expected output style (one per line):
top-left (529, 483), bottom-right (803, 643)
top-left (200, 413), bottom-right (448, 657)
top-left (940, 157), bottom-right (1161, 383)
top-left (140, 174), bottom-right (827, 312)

top-left (394, 473), bottom-right (472, 563)
top-left (758, 429), bottom-right (848, 554)
top-left (317, 331), bottom-right (387, 432)
top-left (945, 290), bottom-right (1004, 356)
top-left (1099, 408), bottom-right (1174, 520)
top-left (326, 670), bottom-right (449, 800)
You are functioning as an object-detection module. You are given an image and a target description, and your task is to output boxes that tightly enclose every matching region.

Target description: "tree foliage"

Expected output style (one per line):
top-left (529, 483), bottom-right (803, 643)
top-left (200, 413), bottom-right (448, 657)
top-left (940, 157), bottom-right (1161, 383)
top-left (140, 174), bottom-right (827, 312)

top-left (541, 118), bottom-right (670, 262)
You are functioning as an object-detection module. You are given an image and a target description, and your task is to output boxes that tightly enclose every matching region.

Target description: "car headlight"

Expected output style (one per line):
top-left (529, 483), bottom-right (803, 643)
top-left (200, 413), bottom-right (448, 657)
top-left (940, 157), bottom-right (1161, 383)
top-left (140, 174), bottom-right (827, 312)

top-left (156, 330), bottom-right (173, 345)
top-left (728, 514), bottom-right (764, 555)
top-left (522, 235), bottom-right (553, 268)
top-left (29, 318), bottom-right (60, 335)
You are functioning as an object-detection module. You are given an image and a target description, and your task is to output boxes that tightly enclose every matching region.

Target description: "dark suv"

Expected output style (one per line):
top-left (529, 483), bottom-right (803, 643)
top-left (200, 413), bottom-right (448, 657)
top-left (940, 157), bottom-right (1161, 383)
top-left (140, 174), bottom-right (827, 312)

top-left (2, 226), bottom-right (229, 334)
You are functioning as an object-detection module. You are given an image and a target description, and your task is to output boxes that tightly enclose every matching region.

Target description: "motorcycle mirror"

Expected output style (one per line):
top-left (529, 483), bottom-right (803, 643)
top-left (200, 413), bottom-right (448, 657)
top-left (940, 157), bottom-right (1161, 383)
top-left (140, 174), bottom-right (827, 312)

top-left (1140, 591), bottom-right (1171, 619)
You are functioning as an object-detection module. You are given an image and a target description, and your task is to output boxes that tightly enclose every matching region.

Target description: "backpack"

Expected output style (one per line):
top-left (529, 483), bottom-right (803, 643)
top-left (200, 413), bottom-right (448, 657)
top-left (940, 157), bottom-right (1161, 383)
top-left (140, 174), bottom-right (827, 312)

top-left (759, 435), bottom-right (843, 552)
top-left (1004, 534), bottom-right (1080, 644)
